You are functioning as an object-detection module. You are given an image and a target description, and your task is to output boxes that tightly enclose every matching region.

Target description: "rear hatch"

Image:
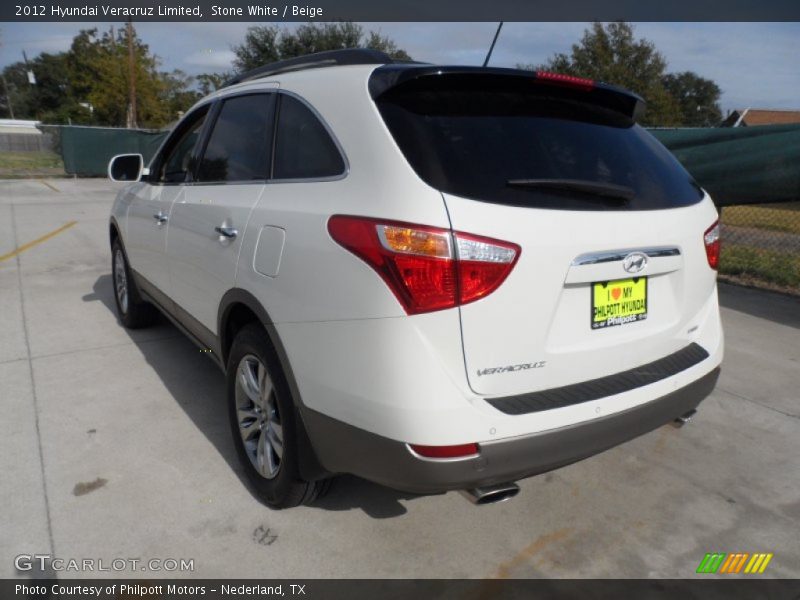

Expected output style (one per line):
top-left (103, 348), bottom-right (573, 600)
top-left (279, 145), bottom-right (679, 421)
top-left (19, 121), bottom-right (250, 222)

top-left (372, 66), bottom-right (718, 397)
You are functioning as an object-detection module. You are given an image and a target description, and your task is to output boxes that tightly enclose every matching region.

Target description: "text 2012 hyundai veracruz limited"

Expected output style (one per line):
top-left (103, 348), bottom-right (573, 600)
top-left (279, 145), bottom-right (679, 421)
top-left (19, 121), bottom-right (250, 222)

top-left (108, 49), bottom-right (723, 508)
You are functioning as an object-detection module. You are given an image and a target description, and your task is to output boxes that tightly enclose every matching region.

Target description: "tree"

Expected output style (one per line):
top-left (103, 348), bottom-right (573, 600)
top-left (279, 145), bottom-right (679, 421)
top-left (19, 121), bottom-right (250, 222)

top-left (196, 72), bottom-right (232, 95)
top-left (231, 25), bottom-right (280, 72)
top-left (231, 22), bottom-right (411, 72)
top-left (662, 71), bottom-right (722, 127)
top-left (76, 27), bottom-right (173, 128)
top-left (363, 30), bottom-right (412, 61)
top-left (2, 52), bottom-right (92, 123)
top-left (159, 70), bottom-right (201, 124)
top-left (1, 26), bottom-right (198, 127)
top-left (524, 22), bottom-right (682, 127)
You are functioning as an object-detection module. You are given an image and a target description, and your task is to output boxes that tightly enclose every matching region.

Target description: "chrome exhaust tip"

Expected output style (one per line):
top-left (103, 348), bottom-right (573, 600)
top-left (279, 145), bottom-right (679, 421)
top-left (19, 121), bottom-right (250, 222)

top-left (671, 409), bottom-right (697, 428)
top-left (460, 482), bottom-right (520, 505)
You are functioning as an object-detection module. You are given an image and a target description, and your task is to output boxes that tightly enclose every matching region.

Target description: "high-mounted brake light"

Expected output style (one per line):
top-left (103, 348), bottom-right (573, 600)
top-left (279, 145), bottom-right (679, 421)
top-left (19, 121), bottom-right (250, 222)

top-left (704, 220), bottom-right (720, 270)
top-left (409, 443), bottom-right (479, 459)
top-left (327, 216), bottom-right (520, 315)
top-left (535, 71), bottom-right (594, 91)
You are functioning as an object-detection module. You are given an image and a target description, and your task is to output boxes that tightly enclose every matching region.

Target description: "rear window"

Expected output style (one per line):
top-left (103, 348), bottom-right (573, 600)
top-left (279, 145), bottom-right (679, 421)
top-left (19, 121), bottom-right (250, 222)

top-left (197, 93), bottom-right (275, 182)
top-left (375, 78), bottom-right (703, 211)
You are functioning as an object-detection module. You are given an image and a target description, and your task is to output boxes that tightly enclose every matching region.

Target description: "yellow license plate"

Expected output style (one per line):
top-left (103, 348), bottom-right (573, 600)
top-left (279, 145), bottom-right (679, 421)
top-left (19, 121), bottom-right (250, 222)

top-left (592, 277), bottom-right (647, 329)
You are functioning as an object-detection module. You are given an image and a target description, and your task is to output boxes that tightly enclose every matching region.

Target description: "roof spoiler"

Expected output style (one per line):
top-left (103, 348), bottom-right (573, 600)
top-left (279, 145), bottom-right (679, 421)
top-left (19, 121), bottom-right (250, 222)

top-left (369, 65), bottom-right (646, 122)
top-left (223, 48), bottom-right (395, 88)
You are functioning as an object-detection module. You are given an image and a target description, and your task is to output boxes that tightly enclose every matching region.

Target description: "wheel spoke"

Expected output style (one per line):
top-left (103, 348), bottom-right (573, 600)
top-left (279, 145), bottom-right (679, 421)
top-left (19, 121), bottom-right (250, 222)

top-left (239, 360), bottom-right (260, 403)
top-left (269, 420), bottom-right (283, 443)
top-left (266, 424), bottom-right (283, 459)
top-left (238, 415), bottom-right (260, 441)
top-left (256, 430), bottom-right (269, 475)
top-left (263, 435), bottom-right (278, 476)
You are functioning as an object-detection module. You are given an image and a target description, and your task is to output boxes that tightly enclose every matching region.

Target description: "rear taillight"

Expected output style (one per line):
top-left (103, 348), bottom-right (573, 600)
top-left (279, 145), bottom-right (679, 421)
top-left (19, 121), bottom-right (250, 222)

top-left (409, 443), bottom-right (479, 459)
top-left (327, 216), bottom-right (520, 315)
top-left (535, 71), bottom-right (594, 91)
top-left (704, 220), bottom-right (720, 270)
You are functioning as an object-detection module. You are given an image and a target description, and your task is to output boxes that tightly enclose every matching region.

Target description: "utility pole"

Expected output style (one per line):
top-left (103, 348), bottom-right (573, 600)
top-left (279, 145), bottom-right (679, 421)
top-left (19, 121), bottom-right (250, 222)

top-left (126, 19), bottom-right (137, 128)
top-left (1, 74), bottom-right (15, 119)
top-left (0, 36), bottom-right (14, 118)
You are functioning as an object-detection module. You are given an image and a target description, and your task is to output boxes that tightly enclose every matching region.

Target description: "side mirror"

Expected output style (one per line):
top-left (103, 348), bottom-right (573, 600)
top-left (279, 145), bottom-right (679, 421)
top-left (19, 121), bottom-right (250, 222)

top-left (108, 154), bottom-right (145, 182)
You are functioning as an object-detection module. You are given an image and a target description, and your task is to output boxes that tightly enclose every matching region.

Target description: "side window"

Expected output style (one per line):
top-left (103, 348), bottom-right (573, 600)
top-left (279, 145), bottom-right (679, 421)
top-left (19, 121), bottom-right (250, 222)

top-left (157, 106), bottom-right (209, 184)
top-left (196, 94), bottom-right (276, 183)
top-left (273, 95), bottom-right (345, 180)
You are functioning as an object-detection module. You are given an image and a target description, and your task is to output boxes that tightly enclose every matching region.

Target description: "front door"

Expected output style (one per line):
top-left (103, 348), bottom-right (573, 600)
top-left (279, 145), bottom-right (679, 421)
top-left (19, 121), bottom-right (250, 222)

top-left (125, 105), bottom-right (210, 297)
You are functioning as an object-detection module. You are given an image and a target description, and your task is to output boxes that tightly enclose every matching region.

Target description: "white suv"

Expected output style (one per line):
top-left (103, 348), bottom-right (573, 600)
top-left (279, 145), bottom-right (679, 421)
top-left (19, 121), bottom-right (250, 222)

top-left (108, 49), bottom-right (723, 508)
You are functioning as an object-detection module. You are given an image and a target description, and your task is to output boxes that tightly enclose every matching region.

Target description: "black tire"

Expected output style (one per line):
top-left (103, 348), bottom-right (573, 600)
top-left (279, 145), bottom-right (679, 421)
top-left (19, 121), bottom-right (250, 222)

top-left (111, 239), bottom-right (158, 329)
top-left (227, 323), bottom-right (329, 509)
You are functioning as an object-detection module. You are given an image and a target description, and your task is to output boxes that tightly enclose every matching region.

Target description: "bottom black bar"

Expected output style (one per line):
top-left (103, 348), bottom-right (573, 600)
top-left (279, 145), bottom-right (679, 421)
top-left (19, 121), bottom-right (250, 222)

top-left (4, 579), bottom-right (800, 600)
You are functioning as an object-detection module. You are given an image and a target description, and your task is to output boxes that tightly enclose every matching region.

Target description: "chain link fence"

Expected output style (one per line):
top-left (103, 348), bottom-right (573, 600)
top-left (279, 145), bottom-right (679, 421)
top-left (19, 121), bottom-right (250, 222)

top-left (719, 202), bottom-right (800, 293)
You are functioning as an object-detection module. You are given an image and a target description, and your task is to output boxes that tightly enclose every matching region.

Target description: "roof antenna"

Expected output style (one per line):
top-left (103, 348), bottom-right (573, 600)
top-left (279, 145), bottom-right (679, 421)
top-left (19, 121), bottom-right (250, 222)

top-left (482, 22), bottom-right (504, 67)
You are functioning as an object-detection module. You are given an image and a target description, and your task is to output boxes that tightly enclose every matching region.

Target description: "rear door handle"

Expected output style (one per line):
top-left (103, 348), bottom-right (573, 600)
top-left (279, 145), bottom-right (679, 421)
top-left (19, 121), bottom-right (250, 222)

top-left (153, 211), bottom-right (168, 224)
top-left (215, 226), bottom-right (238, 239)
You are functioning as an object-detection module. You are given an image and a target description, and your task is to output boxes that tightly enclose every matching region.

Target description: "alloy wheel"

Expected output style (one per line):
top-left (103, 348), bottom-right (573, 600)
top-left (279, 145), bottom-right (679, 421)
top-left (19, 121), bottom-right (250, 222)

top-left (234, 354), bottom-right (283, 479)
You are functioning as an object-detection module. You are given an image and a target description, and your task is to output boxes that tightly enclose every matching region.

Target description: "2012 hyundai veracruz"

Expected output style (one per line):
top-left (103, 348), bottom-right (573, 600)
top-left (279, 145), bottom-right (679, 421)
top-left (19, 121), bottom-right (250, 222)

top-left (108, 49), bottom-right (723, 508)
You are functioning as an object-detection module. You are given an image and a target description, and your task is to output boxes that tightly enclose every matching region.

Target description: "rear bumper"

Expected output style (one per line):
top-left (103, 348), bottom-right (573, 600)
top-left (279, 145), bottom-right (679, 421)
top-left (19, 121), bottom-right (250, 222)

top-left (302, 366), bottom-right (720, 494)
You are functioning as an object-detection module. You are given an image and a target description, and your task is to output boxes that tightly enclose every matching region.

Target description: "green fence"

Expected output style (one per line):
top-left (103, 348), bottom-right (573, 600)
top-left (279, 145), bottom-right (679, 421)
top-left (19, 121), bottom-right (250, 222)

top-left (50, 123), bottom-right (800, 207)
top-left (49, 122), bottom-right (800, 292)
top-left (651, 124), bottom-right (800, 207)
top-left (52, 125), bottom-right (168, 177)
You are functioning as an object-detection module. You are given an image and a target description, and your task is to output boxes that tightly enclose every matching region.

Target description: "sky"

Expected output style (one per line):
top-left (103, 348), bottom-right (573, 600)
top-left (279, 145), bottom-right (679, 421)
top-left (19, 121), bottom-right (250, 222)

top-left (2, 22), bottom-right (799, 113)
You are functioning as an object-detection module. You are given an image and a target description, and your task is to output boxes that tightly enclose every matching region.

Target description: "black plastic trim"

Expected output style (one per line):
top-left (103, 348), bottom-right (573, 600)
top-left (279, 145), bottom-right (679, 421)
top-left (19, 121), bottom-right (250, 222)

top-left (486, 343), bottom-right (710, 416)
top-left (302, 367), bottom-right (720, 494)
top-left (132, 270), bottom-right (223, 369)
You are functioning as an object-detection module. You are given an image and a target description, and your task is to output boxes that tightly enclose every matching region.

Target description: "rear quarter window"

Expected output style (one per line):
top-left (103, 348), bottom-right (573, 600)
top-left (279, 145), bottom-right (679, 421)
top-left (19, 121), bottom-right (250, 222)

top-left (273, 95), bottom-right (345, 180)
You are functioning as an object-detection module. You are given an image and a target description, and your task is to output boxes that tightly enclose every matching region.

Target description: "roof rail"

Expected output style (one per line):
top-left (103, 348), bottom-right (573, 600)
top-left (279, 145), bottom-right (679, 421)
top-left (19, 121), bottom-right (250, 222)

top-left (222, 48), bottom-right (394, 88)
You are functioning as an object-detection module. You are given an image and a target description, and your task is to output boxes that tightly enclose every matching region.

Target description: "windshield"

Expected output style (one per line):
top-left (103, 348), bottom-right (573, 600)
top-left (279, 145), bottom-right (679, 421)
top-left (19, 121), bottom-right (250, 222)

top-left (374, 79), bottom-right (704, 211)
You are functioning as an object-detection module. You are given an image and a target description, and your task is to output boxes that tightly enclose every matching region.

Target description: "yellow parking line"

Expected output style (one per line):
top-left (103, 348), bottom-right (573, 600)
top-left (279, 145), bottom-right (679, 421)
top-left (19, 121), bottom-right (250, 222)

top-left (491, 528), bottom-right (573, 579)
top-left (0, 221), bottom-right (77, 263)
top-left (39, 179), bottom-right (61, 192)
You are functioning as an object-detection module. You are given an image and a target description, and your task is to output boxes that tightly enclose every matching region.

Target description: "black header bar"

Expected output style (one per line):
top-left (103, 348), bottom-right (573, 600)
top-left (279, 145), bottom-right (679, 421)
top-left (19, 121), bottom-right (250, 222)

top-left (4, 0), bottom-right (800, 22)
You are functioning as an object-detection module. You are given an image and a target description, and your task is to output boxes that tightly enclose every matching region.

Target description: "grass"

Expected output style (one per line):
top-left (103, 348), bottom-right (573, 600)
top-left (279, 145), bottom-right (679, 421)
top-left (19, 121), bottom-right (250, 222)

top-left (721, 203), bottom-right (800, 234)
top-left (720, 244), bottom-right (800, 289)
top-left (0, 151), bottom-right (65, 179)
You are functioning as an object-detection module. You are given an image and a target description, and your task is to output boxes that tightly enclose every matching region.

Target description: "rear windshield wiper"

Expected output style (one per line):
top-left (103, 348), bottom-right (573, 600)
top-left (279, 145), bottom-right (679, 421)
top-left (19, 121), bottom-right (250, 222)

top-left (506, 179), bottom-right (635, 202)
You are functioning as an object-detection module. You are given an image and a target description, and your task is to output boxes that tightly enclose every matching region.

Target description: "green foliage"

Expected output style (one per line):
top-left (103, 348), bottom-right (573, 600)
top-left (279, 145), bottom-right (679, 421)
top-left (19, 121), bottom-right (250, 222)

top-left (2, 26), bottom-right (199, 128)
top-left (720, 245), bottom-right (800, 288)
top-left (231, 22), bottom-right (411, 72)
top-left (3, 52), bottom-right (94, 124)
top-left (159, 70), bottom-right (202, 124)
top-left (662, 71), bottom-right (723, 127)
top-left (232, 25), bottom-right (281, 72)
top-left (523, 22), bottom-right (720, 127)
top-left (196, 72), bottom-right (232, 95)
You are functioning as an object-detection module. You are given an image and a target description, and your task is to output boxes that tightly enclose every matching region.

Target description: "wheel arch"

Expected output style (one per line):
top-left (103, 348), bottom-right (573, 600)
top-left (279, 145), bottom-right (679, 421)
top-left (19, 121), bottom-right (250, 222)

top-left (218, 288), bottom-right (329, 481)
top-left (109, 217), bottom-right (121, 248)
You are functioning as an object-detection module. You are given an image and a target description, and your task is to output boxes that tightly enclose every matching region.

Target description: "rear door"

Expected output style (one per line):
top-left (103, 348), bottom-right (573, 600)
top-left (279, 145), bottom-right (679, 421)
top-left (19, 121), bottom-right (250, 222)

top-left (168, 92), bottom-right (276, 333)
top-left (374, 72), bottom-right (719, 397)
